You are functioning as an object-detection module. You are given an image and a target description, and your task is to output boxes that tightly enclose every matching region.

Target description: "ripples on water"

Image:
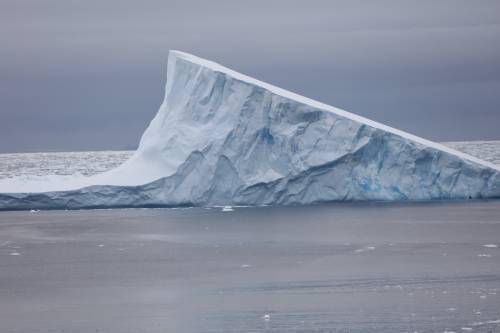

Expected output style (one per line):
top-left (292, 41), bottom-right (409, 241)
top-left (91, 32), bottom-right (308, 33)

top-left (444, 140), bottom-right (500, 166)
top-left (1, 203), bottom-right (499, 332)
top-left (0, 141), bottom-right (499, 179)
top-left (0, 150), bottom-right (132, 179)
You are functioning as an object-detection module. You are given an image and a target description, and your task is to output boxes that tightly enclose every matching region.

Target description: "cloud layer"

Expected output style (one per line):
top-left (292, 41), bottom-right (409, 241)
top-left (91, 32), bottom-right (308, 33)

top-left (1, 0), bottom-right (499, 152)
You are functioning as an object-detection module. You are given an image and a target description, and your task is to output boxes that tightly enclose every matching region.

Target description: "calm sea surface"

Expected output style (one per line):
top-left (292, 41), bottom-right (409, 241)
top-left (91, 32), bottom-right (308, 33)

top-left (1, 202), bottom-right (500, 332)
top-left (0, 142), bottom-right (499, 332)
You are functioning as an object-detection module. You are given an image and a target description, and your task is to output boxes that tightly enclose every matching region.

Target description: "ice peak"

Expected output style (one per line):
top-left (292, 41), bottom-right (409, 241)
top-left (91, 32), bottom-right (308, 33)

top-left (168, 51), bottom-right (499, 172)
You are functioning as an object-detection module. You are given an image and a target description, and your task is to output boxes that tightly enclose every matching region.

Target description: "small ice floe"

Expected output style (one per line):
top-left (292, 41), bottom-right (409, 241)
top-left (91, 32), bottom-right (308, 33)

top-left (447, 308), bottom-right (456, 312)
top-left (479, 295), bottom-right (487, 299)
top-left (471, 319), bottom-right (500, 326)
top-left (240, 264), bottom-right (251, 268)
top-left (10, 252), bottom-right (20, 256)
top-left (477, 254), bottom-right (492, 258)
top-left (443, 330), bottom-right (456, 333)
top-left (221, 206), bottom-right (234, 212)
top-left (354, 246), bottom-right (375, 253)
top-left (482, 244), bottom-right (498, 248)
top-left (262, 314), bottom-right (270, 321)
top-left (460, 328), bottom-right (472, 331)
top-left (97, 244), bottom-right (104, 248)
top-left (29, 209), bottom-right (40, 213)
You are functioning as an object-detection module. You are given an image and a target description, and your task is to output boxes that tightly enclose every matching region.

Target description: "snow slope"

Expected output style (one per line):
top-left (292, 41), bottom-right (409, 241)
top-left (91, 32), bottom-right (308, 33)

top-left (0, 51), bottom-right (499, 210)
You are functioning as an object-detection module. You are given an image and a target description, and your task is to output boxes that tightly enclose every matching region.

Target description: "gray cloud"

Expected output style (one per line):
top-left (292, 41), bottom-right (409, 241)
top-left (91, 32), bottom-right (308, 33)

top-left (1, 0), bottom-right (499, 152)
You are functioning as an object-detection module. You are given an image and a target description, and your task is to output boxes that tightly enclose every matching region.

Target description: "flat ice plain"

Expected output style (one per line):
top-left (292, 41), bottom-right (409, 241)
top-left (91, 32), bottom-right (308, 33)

top-left (1, 201), bottom-right (500, 332)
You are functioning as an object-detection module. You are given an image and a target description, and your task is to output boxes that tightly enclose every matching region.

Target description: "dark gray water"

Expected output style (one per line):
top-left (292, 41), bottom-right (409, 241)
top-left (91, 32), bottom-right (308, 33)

top-left (1, 201), bottom-right (500, 332)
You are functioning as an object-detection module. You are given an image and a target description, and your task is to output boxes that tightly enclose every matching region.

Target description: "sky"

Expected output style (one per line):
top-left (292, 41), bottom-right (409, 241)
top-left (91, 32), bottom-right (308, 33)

top-left (1, 0), bottom-right (499, 153)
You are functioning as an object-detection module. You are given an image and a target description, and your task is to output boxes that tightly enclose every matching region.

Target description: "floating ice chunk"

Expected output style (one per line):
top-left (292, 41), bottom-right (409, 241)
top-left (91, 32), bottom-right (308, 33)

top-left (354, 246), bottom-right (376, 253)
top-left (471, 319), bottom-right (500, 326)
top-left (482, 244), bottom-right (498, 248)
top-left (9, 252), bottom-right (20, 256)
top-left (221, 206), bottom-right (234, 212)
top-left (262, 314), bottom-right (270, 321)
top-left (478, 254), bottom-right (492, 257)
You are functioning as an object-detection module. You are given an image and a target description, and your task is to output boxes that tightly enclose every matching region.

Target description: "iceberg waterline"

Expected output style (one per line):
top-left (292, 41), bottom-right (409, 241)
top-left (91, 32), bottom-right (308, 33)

top-left (0, 51), bottom-right (499, 210)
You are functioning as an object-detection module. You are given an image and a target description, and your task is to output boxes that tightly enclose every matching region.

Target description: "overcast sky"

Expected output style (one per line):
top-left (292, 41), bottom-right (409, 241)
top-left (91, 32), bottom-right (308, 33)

top-left (1, 0), bottom-right (499, 153)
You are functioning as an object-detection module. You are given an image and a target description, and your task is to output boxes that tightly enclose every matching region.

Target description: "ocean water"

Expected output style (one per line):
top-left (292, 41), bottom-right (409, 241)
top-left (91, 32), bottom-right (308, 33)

top-left (0, 142), bottom-right (499, 332)
top-left (0, 141), bottom-right (499, 180)
top-left (0, 150), bottom-right (132, 179)
top-left (1, 202), bottom-right (500, 332)
top-left (443, 141), bottom-right (500, 166)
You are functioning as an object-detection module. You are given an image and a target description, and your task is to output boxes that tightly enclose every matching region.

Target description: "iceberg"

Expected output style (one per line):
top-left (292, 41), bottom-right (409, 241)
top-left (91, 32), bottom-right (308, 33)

top-left (0, 51), bottom-right (499, 210)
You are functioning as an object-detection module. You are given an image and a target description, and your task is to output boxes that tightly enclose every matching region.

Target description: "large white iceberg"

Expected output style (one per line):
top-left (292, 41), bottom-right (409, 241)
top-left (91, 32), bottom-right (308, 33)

top-left (0, 51), bottom-right (499, 210)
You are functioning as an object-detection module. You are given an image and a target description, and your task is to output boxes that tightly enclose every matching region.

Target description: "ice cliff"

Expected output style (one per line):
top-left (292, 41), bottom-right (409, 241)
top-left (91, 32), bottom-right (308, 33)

top-left (1, 51), bottom-right (499, 210)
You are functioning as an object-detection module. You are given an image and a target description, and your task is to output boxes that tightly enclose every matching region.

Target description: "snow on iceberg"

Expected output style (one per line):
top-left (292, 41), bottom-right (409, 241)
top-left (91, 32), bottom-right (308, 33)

top-left (0, 50), bottom-right (499, 210)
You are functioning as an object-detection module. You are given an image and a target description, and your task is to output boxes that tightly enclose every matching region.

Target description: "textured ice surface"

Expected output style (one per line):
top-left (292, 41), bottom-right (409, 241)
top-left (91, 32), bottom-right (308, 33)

top-left (0, 51), bottom-right (499, 210)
